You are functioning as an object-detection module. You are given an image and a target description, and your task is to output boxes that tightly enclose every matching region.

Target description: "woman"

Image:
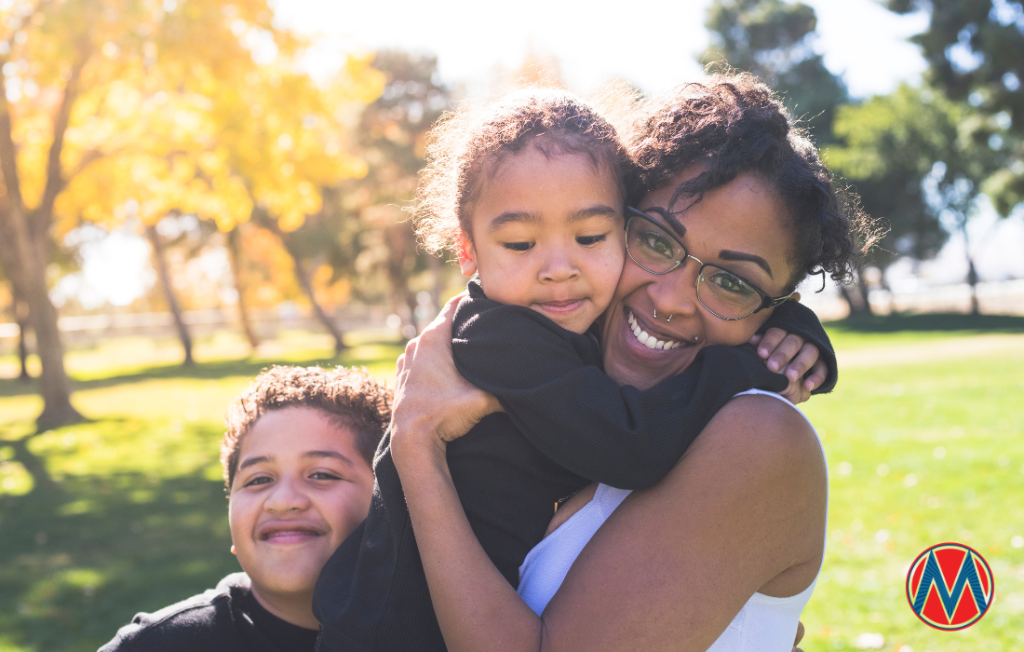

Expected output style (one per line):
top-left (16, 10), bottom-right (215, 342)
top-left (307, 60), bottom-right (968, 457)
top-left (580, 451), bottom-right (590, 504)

top-left (389, 74), bottom-right (872, 651)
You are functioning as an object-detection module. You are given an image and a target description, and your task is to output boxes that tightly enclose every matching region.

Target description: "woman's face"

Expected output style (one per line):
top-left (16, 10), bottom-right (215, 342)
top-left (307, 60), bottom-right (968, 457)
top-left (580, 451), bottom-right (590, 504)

top-left (601, 169), bottom-right (797, 390)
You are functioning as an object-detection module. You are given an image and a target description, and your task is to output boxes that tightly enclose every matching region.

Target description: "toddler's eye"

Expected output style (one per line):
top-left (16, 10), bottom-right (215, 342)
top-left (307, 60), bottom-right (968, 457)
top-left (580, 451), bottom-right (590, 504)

top-left (576, 234), bottom-right (607, 246)
top-left (503, 242), bottom-right (534, 252)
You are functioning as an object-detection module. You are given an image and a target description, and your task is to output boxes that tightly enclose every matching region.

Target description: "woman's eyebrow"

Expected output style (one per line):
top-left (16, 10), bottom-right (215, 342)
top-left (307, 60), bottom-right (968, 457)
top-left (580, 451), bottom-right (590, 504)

top-left (640, 206), bottom-right (687, 237)
top-left (719, 250), bottom-right (773, 278)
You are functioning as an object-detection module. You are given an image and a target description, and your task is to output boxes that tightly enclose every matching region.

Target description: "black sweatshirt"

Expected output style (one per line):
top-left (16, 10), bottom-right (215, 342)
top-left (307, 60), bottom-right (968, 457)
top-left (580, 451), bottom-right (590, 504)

top-left (98, 573), bottom-right (319, 652)
top-left (313, 280), bottom-right (836, 652)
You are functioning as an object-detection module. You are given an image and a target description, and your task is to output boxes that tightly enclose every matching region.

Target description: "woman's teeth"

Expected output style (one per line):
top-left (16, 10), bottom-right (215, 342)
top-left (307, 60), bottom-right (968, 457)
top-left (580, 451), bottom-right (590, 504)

top-left (627, 311), bottom-right (680, 350)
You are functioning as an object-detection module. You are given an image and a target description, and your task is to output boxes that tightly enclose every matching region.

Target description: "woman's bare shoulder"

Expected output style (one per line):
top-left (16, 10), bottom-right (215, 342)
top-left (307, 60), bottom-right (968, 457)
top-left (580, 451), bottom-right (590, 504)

top-left (681, 393), bottom-right (823, 474)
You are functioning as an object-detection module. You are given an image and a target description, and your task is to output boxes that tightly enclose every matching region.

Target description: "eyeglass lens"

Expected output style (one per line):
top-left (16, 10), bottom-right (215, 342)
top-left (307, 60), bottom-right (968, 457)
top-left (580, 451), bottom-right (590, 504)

top-left (626, 216), bottom-right (764, 320)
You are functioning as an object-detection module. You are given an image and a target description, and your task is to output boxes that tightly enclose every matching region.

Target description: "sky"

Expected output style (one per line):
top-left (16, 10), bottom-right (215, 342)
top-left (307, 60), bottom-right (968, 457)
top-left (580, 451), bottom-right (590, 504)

top-left (61, 0), bottom-right (1024, 309)
top-left (271, 0), bottom-right (930, 100)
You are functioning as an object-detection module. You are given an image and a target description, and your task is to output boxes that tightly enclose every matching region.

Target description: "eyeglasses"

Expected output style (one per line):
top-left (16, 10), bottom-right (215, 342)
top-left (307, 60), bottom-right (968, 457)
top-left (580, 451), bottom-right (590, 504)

top-left (624, 206), bottom-right (794, 321)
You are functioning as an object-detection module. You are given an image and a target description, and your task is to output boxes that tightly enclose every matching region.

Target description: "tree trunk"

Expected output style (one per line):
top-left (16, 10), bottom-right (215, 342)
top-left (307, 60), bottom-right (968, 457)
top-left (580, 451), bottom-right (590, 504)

top-left (0, 45), bottom-right (88, 429)
top-left (18, 238), bottom-right (81, 428)
top-left (146, 223), bottom-right (194, 366)
top-left (12, 287), bottom-right (31, 382)
top-left (291, 253), bottom-right (346, 355)
top-left (838, 267), bottom-right (873, 317)
top-left (962, 223), bottom-right (980, 315)
top-left (0, 205), bottom-right (82, 428)
top-left (226, 226), bottom-right (260, 352)
top-left (386, 223), bottom-right (416, 336)
top-left (255, 217), bottom-right (347, 355)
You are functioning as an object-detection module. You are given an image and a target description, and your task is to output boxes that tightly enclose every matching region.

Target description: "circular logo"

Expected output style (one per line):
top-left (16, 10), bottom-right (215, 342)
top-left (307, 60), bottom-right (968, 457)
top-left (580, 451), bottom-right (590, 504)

top-left (906, 542), bottom-right (994, 631)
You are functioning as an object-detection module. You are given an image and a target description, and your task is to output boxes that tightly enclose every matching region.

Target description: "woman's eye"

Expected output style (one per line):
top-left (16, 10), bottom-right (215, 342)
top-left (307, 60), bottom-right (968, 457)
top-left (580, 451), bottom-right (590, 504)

top-left (310, 471), bottom-right (341, 481)
top-left (640, 231), bottom-right (676, 259)
top-left (503, 242), bottom-right (534, 252)
top-left (576, 234), bottom-right (607, 246)
top-left (709, 271), bottom-right (756, 296)
top-left (243, 476), bottom-right (272, 488)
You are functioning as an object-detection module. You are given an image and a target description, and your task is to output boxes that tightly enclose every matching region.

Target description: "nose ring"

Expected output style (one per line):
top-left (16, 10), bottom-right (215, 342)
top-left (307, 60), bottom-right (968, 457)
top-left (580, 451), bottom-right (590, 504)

top-left (653, 308), bottom-right (673, 323)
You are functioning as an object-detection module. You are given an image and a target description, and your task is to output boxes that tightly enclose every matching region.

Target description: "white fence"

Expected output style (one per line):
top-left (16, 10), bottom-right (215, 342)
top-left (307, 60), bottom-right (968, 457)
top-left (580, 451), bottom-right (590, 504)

top-left (1, 280), bottom-right (1022, 349)
top-left (0, 303), bottom-right (392, 351)
top-left (760, 279), bottom-right (1024, 322)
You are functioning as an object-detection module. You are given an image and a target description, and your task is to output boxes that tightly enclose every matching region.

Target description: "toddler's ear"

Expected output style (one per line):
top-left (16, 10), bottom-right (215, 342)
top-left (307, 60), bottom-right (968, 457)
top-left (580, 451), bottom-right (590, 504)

top-left (456, 233), bottom-right (477, 278)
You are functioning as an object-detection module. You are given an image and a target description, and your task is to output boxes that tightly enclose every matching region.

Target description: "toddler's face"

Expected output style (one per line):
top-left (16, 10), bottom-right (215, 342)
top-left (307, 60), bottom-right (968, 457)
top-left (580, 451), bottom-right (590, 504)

top-left (460, 147), bottom-right (625, 334)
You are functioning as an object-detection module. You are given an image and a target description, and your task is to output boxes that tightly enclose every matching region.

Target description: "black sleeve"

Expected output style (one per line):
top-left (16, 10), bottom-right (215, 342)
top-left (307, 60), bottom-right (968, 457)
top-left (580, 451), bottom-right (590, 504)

top-left (452, 282), bottom-right (794, 490)
top-left (758, 300), bottom-right (838, 394)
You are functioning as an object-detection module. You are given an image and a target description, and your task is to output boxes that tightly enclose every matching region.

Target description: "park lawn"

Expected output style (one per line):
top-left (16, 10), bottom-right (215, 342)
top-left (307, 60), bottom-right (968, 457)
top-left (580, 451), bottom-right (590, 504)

top-left (0, 331), bottom-right (404, 652)
top-left (800, 351), bottom-right (1024, 650)
top-left (0, 320), bottom-right (1022, 651)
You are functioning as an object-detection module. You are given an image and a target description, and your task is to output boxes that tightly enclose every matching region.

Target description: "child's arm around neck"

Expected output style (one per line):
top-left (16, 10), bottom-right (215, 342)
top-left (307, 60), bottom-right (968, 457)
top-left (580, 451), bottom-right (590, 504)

top-left (452, 279), bottom-right (836, 489)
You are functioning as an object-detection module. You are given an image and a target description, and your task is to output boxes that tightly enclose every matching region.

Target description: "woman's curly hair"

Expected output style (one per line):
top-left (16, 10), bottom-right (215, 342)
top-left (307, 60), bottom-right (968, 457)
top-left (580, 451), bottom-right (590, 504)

top-left (221, 365), bottom-right (392, 490)
top-left (414, 87), bottom-right (631, 254)
top-left (624, 72), bottom-right (879, 289)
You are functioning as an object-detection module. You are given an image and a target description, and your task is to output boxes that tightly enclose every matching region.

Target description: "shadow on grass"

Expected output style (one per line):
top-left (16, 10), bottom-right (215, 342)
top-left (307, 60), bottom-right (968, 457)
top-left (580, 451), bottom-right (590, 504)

top-left (0, 342), bottom-right (404, 400)
top-left (0, 469), bottom-right (237, 652)
top-left (826, 312), bottom-right (1024, 334)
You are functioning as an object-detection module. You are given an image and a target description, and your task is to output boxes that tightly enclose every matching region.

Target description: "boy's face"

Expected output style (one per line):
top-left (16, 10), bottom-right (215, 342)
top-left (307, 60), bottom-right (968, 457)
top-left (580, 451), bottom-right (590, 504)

top-left (228, 407), bottom-right (374, 602)
top-left (459, 147), bottom-right (626, 334)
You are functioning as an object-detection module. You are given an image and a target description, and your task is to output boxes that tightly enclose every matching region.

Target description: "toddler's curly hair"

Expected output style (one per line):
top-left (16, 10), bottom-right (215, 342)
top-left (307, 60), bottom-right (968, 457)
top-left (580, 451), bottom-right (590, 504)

top-left (221, 365), bottom-right (392, 490)
top-left (414, 87), bottom-right (631, 253)
top-left (624, 72), bottom-right (880, 289)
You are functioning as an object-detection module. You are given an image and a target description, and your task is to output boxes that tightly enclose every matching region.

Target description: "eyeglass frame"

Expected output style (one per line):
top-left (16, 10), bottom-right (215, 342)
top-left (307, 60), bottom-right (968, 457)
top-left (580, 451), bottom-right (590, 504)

top-left (624, 206), bottom-right (795, 321)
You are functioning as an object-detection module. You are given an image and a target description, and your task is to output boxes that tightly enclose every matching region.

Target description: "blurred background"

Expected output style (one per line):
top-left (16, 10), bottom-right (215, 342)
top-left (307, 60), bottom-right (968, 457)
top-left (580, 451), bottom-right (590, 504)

top-left (0, 0), bottom-right (1022, 650)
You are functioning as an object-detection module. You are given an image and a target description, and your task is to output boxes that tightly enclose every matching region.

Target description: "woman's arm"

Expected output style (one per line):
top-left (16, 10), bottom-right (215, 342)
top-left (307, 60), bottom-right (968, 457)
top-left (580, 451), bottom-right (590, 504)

top-left (393, 388), bottom-right (827, 652)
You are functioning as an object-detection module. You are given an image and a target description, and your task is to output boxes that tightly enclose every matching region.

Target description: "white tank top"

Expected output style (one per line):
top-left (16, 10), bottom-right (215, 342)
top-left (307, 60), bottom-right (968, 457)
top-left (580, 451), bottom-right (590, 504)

top-left (517, 389), bottom-right (827, 652)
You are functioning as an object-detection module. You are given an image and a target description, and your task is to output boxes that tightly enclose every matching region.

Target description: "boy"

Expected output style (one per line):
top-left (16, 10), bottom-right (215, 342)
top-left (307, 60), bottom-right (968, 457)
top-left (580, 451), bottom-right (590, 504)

top-left (100, 366), bottom-right (391, 652)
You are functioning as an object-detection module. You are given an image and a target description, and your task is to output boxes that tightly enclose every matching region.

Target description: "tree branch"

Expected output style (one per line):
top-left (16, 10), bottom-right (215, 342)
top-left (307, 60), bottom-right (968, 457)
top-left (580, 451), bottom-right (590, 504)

top-left (35, 40), bottom-right (91, 238)
top-left (0, 58), bottom-right (24, 213)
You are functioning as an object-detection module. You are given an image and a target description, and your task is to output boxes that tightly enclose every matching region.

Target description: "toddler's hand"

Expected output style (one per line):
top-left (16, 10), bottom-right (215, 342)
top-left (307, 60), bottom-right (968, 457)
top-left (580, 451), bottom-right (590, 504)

top-left (749, 328), bottom-right (828, 404)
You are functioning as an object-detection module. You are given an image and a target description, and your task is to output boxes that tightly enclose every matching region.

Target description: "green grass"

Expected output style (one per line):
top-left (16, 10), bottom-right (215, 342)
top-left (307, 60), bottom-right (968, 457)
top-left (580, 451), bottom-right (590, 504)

top-left (0, 329), bottom-right (404, 652)
top-left (821, 312), bottom-right (1024, 351)
top-left (801, 352), bottom-right (1024, 650)
top-left (1, 317), bottom-right (1022, 650)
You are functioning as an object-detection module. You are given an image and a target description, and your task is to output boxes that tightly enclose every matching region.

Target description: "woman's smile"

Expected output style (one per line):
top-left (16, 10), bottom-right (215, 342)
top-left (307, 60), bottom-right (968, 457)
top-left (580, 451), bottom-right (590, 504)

top-left (626, 310), bottom-right (683, 350)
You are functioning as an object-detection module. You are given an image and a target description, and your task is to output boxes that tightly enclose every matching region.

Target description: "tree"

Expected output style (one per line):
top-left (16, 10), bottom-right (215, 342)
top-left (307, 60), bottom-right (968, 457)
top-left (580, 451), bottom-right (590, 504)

top-left (213, 59), bottom-right (384, 355)
top-left (48, 2), bottom-right (383, 364)
top-left (144, 219), bottom-right (194, 365)
top-left (886, 0), bottom-right (1024, 215)
top-left (829, 84), bottom-right (1000, 313)
top-left (0, 0), bottom-right (307, 428)
top-left (702, 0), bottom-right (848, 145)
top-left (1, 276), bottom-right (30, 381)
top-left (225, 223), bottom-right (260, 351)
top-left (340, 51), bottom-right (453, 335)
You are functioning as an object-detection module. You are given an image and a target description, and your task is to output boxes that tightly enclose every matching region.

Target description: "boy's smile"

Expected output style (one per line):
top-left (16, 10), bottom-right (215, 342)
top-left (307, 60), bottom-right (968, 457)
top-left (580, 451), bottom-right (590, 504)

top-left (228, 407), bottom-right (374, 613)
top-left (458, 145), bottom-right (626, 334)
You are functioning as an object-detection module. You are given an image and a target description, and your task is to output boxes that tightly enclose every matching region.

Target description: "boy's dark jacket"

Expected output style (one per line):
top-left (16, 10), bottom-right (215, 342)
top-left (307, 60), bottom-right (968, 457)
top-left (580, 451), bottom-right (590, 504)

top-left (314, 279), bottom-right (836, 651)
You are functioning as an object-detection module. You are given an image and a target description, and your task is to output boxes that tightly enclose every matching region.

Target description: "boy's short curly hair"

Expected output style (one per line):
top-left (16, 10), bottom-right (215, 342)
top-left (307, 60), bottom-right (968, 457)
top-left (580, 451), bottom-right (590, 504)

top-left (624, 72), bottom-right (880, 290)
top-left (414, 87), bottom-right (631, 254)
top-left (221, 365), bottom-right (392, 490)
